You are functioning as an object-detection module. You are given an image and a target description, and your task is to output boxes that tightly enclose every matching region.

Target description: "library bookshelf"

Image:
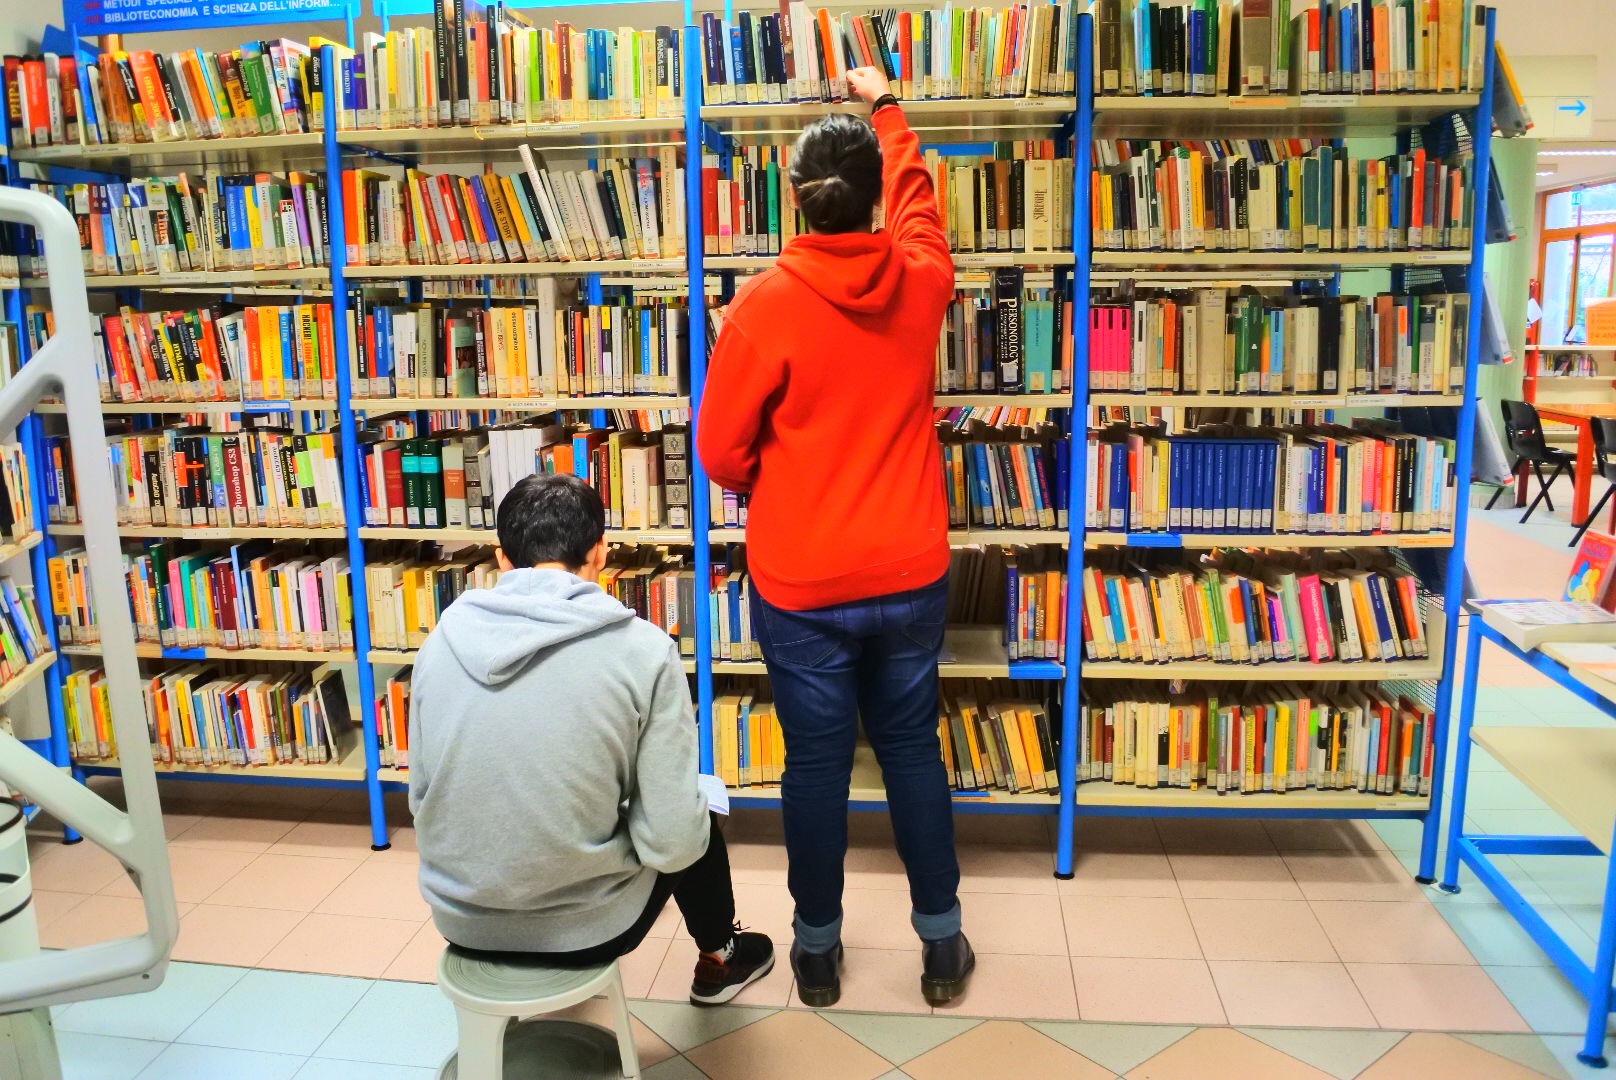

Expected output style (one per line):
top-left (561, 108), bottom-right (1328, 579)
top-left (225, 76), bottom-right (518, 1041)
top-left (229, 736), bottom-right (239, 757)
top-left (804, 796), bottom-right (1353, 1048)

top-left (0, 13), bottom-right (1499, 881)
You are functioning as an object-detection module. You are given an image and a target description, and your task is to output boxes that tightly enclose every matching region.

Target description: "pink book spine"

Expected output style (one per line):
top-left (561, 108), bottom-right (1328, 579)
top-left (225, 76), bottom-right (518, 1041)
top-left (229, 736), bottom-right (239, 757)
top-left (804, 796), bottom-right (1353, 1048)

top-left (1298, 574), bottom-right (1331, 662)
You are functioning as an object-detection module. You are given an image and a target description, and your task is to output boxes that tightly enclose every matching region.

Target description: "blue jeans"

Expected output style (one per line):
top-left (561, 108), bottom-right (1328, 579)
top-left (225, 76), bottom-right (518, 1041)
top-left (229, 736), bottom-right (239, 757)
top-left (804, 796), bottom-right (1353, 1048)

top-left (752, 575), bottom-right (962, 950)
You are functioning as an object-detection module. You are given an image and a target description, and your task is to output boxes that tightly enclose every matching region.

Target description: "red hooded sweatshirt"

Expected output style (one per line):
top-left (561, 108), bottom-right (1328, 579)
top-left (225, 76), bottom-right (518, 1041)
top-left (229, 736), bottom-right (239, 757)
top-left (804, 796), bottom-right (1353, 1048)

top-left (697, 107), bottom-right (953, 612)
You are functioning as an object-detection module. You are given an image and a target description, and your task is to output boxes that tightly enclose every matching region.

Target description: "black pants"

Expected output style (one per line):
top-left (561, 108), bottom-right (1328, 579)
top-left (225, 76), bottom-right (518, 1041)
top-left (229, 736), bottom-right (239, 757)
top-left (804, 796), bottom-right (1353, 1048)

top-left (454, 814), bottom-right (737, 968)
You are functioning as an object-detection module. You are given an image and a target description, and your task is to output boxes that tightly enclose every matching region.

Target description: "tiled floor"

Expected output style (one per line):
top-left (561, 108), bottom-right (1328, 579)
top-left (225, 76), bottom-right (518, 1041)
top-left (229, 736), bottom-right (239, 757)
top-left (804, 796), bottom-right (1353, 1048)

top-left (20, 497), bottom-right (1616, 1078)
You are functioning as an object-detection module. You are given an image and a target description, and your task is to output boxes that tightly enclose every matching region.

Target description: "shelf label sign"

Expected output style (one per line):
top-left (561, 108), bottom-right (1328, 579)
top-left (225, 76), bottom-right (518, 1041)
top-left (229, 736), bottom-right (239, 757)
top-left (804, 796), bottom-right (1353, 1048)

top-left (62, 0), bottom-right (353, 33)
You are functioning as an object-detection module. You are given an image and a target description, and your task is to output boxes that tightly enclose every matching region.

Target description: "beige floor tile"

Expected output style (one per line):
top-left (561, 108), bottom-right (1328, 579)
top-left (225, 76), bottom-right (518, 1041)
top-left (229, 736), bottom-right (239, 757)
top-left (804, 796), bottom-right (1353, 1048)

top-left (1125, 1027), bottom-right (1333, 1079)
top-left (37, 895), bottom-right (192, 949)
top-left (1311, 900), bottom-right (1478, 965)
top-left (844, 844), bottom-right (912, 891)
top-left (170, 903), bottom-right (304, 967)
top-left (932, 953), bottom-right (1080, 1021)
top-left (1168, 852), bottom-right (1305, 901)
top-left (1208, 961), bottom-right (1378, 1028)
top-left (206, 852), bottom-right (362, 911)
top-left (954, 893), bottom-right (1066, 956)
top-left (951, 814), bottom-right (1051, 848)
top-left (27, 840), bottom-right (129, 893)
top-left (1071, 957), bottom-right (1225, 1025)
top-left (821, 948), bottom-right (930, 1016)
top-left (726, 840), bottom-right (791, 887)
top-left (1347, 963), bottom-right (1530, 1032)
top-left (1262, 819), bottom-right (1388, 854)
top-left (904, 1020), bottom-right (1113, 1080)
top-left (167, 814), bottom-right (299, 854)
top-left (647, 900), bottom-right (683, 939)
top-left (551, 998), bottom-right (678, 1068)
top-left (650, 941), bottom-right (793, 1008)
top-left (1070, 817), bottom-right (1164, 852)
top-left (100, 845), bottom-right (256, 905)
top-left (843, 887), bottom-right (924, 951)
top-left (1186, 898), bottom-right (1338, 963)
top-left (955, 845), bottom-right (1060, 896)
top-left (1283, 850), bottom-right (1426, 902)
top-left (1156, 819), bottom-right (1277, 855)
top-left (619, 936), bottom-right (673, 998)
top-left (1056, 850), bottom-right (1180, 898)
top-left (685, 1009), bottom-right (890, 1080)
top-left (266, 816), bottom-right (383, 859)
top-left (1060, 895), bottom-right (1201, 959)
top-left (313, 858), bottom-right (433, 923)
top-left (375, 826), bottom-right (417, 854)
top-left (161, 813), bottom-right (206, 841)
top-left (258, 911), bottom-right (423, 978)
top-left (666, 881), bottom-right (795, 942)
top-left (1357, 1032), bottom-right (1551, 1079)
top-left (382, 921), bottom-right (450, 984)
top-left (28, 889), bottom-right (90, 930)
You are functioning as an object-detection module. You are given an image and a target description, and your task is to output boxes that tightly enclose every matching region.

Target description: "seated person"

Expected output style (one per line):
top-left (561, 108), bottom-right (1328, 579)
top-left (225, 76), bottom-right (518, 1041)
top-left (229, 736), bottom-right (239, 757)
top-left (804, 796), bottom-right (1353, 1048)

top-left (409, 473), bottom-right (774, 1005)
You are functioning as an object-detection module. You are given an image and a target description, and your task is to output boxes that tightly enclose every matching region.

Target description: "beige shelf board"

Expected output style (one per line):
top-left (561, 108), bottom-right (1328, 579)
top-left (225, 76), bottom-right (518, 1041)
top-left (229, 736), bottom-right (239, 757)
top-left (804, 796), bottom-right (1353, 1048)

top-left (1083, 655), bottom-right (1441, 681)
top-left (76, 744), bottom-right (369, 783)
top-left (1074, 783), bottom-right (1429, 812)
top-left (11, 131), bottom-right (327, 170)
top-left (61, 642), bottom-right (354, 662)
top-left (713, 626), bottom-right (1057, 679)
top-left (37, 399), bottom-right (338, 415)
top-left (1085, 531), bottom-right (1455, 549)
top-left (935, 392), bottom-right (1074, 407)
top-left (359, 526), bottom-right (691, 545)
top-left (1538, 345), bottom-right (1616, 353)
top-left (0, 652), bottom-right (57, 707)
top-left (48, 523), bottom-right (344, 541)
top-left (1094, 92), bottom-right (1479, 137)
top-left (345, 259), bottom-right (684, 279)
top-left (0, 532), bottom-right (43, 564)
top-left (1087, 391), bottom-right (1464, 408)
top-left (24, 268), bottom-right (329, 290)
top-left (701, 97), bottom-right (1073, 138)
top-left (1471, 726), bottom-right (1616, 852)
top-left (357, 395), bottom-right (689, 411)
top-left (705, 251), bottom-right (1075, 272)
top-left (337, 117), bottom-right (686, 156)
top-left (368, 647), bottom-right (695, 675)
top-left (1092, 250), bottom-right (1470, 269)
top-left (709, 527), bottom-right (1068, 546)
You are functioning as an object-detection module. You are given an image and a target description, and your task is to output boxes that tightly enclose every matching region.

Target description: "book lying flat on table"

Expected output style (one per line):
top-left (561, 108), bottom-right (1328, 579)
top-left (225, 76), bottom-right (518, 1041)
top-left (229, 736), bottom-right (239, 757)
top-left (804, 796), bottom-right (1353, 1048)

top-left (1477, 601), bottom-right (1616, 653)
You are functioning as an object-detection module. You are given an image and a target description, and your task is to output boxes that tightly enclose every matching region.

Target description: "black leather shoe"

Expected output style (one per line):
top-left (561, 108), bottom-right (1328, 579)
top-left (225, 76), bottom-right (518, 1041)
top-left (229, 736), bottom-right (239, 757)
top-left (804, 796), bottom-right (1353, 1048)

top-left (790, 942), bottom-right (843, 1007)
top-left (921, 931), bottom-right (975, 1005)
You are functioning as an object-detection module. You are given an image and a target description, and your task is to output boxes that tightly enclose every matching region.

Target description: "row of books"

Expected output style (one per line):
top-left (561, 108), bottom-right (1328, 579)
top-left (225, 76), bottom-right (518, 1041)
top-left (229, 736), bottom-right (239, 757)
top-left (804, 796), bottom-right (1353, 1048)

top-left (351, 291), bottom-right (689, 400)
top-left (939, 686), bottom-right (1060, 793)
top-left (941, 424), bottom-right (1071, 531)
top-left (1080, 548), bottom-right (1429, 666)
top-left (1093, 0), bottom-right (1491, 98)
top-left (0, 575), bottom-right (50, 684)
top-left (346, 148), bottom-right (684, 268)
top-left (47, 542), bottom-right (353, 653)
top-left (1090, 141), bottom-right (1472, 253)
top-left (1086, 421), bottom-right (1456, 535)
top-left (1087, 288), bottom-right (1470, 395)
top-left (66, 663), bottom-right (357, 769)
top-left (0, 443), bottom-right (35, 548)
top-left (356, 421), bottom-right (689, 532)
top-left (699, 3), bottom-right (1079, 105)
top-left (712, 687), bottom-right (783, 787)
top-left (938, 270), bottom-right (1073, 394)
top-left (376, 669), bottom-right (411, 768)
top-left (1077, 682), bottom-right (1434, 797)
top-left (80, 429), bottom-right (347, 531)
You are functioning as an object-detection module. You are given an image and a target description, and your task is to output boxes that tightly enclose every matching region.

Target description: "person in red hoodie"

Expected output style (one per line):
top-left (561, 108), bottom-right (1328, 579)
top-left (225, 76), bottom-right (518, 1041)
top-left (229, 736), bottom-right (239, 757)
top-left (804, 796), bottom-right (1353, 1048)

top-left (697, 66), bottom-right (972, 1009)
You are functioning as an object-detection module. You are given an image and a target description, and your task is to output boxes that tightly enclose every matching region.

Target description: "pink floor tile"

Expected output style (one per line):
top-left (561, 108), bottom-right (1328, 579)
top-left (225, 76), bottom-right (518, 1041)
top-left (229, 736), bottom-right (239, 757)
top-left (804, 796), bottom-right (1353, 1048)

top-left (842, 887), bottom-right (922, 951)
top-left (843, 844), bottom-right (912, 891)
top-left (1071, 956), bottom-right (1226, 1025)
top-left (617, 936), bottom-right (672, 998)
top-left (376, 826), bottom-right (417, 854)
top-left (952, 813), bottom-right (1051, 847)
top-left (646, 900), bottom-right (682, 940)
top-left (1155, 819), bottom-right (1277, 854)
top-left (1311, 901), bottom-right (1477, 965)
top-left (26, 841), bottom-right (130, 894)
top-left (382, 921), bottom-right (450, 983)
top-left (726, 840), bottom-right (791, 887)
top-left (1168, 853), bottom-right (1305, 901)
top-left (206, 852), bottom-right (363, 912)
top-left (169, 903), bottom-right (305, 967)
top-left (1125, 1027), bottom-right (1335, 1079)
top-left (1185, 898), bottom-right (1338, 963)
top-left (720, 882), bottom-right (797, 944)
top-left (1208, 960), bottom-right (1378, 1028)
top-left (954, 893), bottom-right (1066, 956)
top-left (1262, 819), bottom-right (1388, 853)
top-left (955, 845), bottom-right (1061, 895)
top-left (167, 814), bottom-right (299, 854)
top-left (1071, 817), bottom-right (1164, 852)
top-left (1283, 850), bottom-right (1427, 902)
top-left (1056, 850), bottom-right (1180, 898)
top-left (28, 889), bottom-right (89, 930)
top-left (1060, 895), bottom-right (1201, 959)
top-left (313, 858), bottom-right (433, 923)
top-left (37, 895), bottom-right (193, 950)
top-left (933, 952), bottom-right (1080, 1021)
top-left (648, 940), bottom-right (793, 1008)
top-left (822, 947), bottom-right (931, 1015)
top-left (1347, 963), bottom-right (1530, 1032)
top-left (161, 814), bottom-right (206, 841)
top-left (100, 845), bottom-right (255, 905)
top-left (259, 912), bottom-right (423, 978)
top-left (267, 817), bottom-right (384, 859)
top-left (551, 999), bottom-right (677, 1068)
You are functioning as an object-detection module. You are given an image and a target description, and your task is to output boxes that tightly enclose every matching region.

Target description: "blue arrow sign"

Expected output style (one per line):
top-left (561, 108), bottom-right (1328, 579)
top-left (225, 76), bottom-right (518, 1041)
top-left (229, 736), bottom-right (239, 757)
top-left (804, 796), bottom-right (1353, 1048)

top-left (1560, 99), bottom-right (1589, 117)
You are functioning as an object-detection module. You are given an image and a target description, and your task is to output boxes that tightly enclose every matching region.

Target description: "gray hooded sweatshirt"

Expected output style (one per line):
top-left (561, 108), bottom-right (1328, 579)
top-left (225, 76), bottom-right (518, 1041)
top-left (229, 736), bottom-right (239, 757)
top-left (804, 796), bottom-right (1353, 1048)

top-left (407, 567), bottom-right (710, 953)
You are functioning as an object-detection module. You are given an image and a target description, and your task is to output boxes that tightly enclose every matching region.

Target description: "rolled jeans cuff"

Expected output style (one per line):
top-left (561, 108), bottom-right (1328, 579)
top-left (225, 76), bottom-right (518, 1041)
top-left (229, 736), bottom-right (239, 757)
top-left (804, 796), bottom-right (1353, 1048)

top-left (911, 901), bottom-right (962, 942)
top-left (793, 912), bottom-right (843, 953)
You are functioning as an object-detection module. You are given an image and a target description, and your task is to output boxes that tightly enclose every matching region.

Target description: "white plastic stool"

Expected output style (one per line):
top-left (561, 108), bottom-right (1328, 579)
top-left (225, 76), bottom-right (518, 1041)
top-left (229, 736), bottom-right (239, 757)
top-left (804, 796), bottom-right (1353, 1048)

top-left (436, 946), bottom-right (640, 1080)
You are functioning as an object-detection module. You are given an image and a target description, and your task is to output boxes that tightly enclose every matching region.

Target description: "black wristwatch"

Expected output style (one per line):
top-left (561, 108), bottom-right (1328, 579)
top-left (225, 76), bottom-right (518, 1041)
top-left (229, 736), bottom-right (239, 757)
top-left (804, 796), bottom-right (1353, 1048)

top-left (871, 93), bottom-right (900, 114)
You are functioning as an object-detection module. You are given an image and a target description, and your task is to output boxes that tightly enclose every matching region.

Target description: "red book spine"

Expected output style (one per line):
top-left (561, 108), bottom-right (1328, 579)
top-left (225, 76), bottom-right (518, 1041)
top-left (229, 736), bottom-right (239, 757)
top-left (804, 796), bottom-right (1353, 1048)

top-left (702, 161), bottom-right (720, 254)
top-left (383, 446), bottom-right (405, 526)
top-left (22, 60), bottom-right (48, 145)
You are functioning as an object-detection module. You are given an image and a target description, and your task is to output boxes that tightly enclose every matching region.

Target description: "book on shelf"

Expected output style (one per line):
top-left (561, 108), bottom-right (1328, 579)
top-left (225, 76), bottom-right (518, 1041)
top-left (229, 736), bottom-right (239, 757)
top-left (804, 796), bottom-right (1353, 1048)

top-left (47, 540), bottom-right (353, 652)
top-left (1094, 0), bottom-right (1492, 98)
top-left (343, 146), bottom-right (684, 268)
top-left (1091, 140), bottom-right (1472, 253)
top-left (1088, 287), bottom-right (1470, 395)
top-left (700, 2), bottom-right (1077, 105)
top-left (376, 668), bottom-right (410, 767)
top-left (1079, 682), bottom-right (1435, 797)
top-left (712, 683), bottom-right (784, 788)
top-left (0, 442), bottom-right (36, 547)
top-left (91, 303), bottom-right (335, 405)
top-left (23, 173), bottom-right (329, 277)
top-left (709, 483), bottom-right (750, 529)
top-left (350, 289), bottom-right (688, 400)
top-left (0, 574), bottom-right (50, 684)
top-left (939, 684), bottom-right (1061, 793)
top-left (937, 266), bottom-right (1074, 393)
top-left (1476, 600), bottom-right (1616, 653)
top-left (928, 144), bottom-right (1074, 257)
top-left (1082, 547), bottom-right (1428, 665)
top-left (1566, 531), bottom-right (1616, 610)
top-left (1086, 419), bottom-right (1457, 535)
top-left (66, 662), bottom-right (357, 768)
top-left (939, 414), bottom-right (1070, 532)
top-left (71, 427), bottom-right (347, 531)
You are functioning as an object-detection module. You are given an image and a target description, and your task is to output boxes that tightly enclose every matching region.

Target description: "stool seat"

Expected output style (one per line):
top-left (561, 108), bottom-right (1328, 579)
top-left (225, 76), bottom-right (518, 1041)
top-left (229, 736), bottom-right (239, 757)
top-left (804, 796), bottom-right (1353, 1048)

top-left (440, 947), bottom-right (611, 1006)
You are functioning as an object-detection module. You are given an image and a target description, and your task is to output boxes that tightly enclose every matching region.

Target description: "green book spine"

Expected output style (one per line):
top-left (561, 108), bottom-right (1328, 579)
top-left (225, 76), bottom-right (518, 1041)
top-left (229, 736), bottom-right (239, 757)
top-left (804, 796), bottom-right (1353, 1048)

top-left (765, 157), bottom-right (780, 253)
top-left (421, 442), bottom-right (445, 529)
top-left (240, 47), bottom-right (279, 134)
top-left (401, 440), bottom-right (424, 527)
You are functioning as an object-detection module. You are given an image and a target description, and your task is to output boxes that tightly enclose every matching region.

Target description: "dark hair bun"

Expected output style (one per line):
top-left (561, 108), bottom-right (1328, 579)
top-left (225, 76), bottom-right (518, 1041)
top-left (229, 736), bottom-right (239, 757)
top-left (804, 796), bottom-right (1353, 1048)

top-left (789, 114), bottom-right (882, 234)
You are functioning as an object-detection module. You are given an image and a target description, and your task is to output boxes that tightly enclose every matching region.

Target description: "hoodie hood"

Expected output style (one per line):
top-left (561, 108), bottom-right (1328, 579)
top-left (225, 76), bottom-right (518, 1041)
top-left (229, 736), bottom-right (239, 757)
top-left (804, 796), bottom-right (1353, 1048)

top-left (435, 568), bottom-right (634, 686)
top-left (775, 229), bottom-right (901, 314)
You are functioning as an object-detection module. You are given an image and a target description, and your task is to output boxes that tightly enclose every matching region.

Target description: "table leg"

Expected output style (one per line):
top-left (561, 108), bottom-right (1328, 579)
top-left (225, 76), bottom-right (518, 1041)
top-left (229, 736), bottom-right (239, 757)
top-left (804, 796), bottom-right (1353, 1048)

top-left (1576, 819), bottom-right (1616, 1067)
top-left (1576, 420), bottom-right (1596, 525)
top-left (1438, 620), bottom-right (1484, 891)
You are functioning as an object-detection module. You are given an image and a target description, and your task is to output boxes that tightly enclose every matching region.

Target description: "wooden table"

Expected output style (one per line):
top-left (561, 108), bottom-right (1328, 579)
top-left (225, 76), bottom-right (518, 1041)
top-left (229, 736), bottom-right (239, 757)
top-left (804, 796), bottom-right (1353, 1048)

top-left (1532, 402), bottom-right (1616, 525)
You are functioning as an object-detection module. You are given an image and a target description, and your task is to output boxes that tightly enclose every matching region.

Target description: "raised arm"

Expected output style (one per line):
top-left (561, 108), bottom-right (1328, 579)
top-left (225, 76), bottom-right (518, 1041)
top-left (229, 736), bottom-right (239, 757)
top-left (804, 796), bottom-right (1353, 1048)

top-left (847, 66), bottom-right (951, 287)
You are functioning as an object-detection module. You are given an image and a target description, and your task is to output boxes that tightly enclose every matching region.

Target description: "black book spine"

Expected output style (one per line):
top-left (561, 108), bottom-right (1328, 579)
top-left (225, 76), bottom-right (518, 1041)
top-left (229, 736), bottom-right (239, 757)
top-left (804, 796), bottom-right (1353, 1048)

top-left (994, 266), bottom-right (1023, 392)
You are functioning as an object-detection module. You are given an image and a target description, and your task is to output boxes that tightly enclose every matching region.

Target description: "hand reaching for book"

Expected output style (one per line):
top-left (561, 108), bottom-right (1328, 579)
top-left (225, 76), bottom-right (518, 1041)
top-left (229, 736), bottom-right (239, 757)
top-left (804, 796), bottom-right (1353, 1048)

top-left (847, 66), bottom-right (892, 105)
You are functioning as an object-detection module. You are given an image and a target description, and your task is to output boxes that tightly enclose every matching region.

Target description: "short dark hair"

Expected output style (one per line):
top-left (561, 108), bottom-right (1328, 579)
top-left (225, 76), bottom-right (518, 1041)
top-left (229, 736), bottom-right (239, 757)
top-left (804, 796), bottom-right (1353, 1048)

top-left (790, 113), bottom-right (883, 234)
top-left (496, 473), bottom-right (605, 571)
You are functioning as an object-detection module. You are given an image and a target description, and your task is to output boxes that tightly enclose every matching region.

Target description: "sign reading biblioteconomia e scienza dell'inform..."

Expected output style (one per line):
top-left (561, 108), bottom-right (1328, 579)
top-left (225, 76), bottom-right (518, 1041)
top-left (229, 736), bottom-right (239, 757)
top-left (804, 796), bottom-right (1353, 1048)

top-left (61, 0), bottom-right (352, 33)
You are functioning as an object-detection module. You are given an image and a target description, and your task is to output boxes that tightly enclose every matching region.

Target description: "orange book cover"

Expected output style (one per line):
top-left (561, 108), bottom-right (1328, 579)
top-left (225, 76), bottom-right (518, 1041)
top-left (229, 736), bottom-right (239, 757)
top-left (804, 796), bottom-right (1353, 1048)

top-left (127, 50), bottom-right (172, 126)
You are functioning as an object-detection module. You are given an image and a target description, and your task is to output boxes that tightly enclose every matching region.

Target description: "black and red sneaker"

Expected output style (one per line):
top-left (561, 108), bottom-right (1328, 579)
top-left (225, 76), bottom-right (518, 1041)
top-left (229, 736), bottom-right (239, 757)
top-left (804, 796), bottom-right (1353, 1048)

top-left (690, 930), bottom-right (776, 1006)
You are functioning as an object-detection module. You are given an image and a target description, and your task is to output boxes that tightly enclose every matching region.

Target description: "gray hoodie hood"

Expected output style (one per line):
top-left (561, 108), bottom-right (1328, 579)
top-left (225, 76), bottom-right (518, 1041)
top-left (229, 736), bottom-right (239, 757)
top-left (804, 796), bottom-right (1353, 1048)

top-left (436, 568), bottom-right (634, 686)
